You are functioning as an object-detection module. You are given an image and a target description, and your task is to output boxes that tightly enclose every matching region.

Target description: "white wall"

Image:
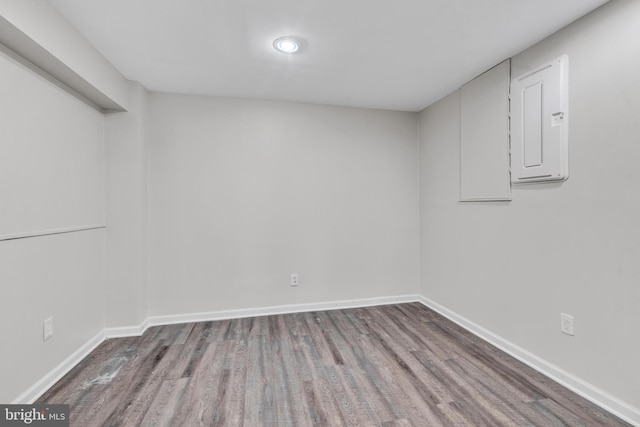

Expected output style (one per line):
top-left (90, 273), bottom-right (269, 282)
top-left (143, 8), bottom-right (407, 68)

top-left (4, 0), bottom-right (639, 418)
top-left (419, 0), bottom-right (640, 413)
top-left (148, 94), bottom-right (420, 316)
top-left (0, 48), bottom-right (104, 237)
top-left (105, 82), bottom-right (149, 328)
top-left (0, 49), bottom-right (106, 403)
top-left (0, 0), bottom-right (129, 110)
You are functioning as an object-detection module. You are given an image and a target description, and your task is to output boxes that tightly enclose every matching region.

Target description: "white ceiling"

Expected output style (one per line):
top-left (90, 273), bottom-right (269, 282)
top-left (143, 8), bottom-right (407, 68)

top-left (48, 0), bottom-right (608, 112)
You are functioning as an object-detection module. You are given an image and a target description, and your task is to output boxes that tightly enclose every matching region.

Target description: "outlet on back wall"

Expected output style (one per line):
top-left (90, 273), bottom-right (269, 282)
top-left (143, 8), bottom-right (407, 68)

top-left (290, 273), bottom-right (299, 287)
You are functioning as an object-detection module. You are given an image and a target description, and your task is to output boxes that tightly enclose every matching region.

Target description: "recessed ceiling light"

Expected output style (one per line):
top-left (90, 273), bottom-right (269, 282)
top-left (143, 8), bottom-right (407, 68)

top-left (273, 36), bottom-right (301, 53)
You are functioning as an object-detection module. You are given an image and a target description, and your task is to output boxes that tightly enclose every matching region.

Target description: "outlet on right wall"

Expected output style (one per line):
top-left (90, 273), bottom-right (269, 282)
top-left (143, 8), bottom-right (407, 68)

top-left (419, 0), bottom-right (640, 419)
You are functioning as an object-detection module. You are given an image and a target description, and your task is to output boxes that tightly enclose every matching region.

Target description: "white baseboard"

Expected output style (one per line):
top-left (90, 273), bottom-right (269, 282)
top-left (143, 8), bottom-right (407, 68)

top-left (104, 295), bottom-right (421, 339)
top-left (13, 331), bottom-right (106, 404)
top-left (104, 321), bottom-right (149, 339)
top-left (16, 293), bottom-right (639, 427)
top-left (16, 295), bottom-right (419, 404)
top-left (417, 296), bottom-right (640, 427)
top-left (143, 294), bottom-right (421, 331)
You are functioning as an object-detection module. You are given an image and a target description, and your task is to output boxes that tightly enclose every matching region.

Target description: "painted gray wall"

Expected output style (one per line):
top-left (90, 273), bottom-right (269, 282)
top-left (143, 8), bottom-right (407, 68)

top-left (3, 0), bottom-right (639, 415)
top-left (419, 0), bottom-right (640, 410)
top-left (0, 49), bottom-right (106, 403)
top-left (0, 0), bottom-right (129, 110)
top-left (148, 94), bottom-right (420, 316)
top-left (105, 82), bottom-right (149, 328)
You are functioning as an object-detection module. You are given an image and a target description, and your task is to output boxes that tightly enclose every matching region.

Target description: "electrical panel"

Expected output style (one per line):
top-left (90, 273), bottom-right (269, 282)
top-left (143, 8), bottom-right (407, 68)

top-left (510, 55), bottom-right (569, 184)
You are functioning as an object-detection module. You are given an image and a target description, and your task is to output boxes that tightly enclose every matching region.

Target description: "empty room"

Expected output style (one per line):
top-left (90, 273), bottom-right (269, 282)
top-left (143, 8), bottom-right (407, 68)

top-left (1, 0), bottom-right (638, 425)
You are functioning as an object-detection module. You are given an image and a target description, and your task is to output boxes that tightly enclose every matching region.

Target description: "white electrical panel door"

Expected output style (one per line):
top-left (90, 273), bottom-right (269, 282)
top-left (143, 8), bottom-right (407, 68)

top-left (511, 55), bottom-right (569, 184)
top-left (460, 59), bottom-right (511, 201)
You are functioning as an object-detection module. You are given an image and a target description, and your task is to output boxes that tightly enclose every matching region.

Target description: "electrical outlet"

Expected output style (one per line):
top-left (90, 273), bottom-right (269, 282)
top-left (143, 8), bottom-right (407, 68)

top-left (43, 317), bottom-right (54, 341)
top-left (290, 273), bottom-right (299, 287)
top-left (560, 313), bottom-right (574, 336)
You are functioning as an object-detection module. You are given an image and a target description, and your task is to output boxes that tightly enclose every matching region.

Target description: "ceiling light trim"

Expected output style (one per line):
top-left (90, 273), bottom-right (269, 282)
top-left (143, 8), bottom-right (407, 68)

top-left (273, 36), bottom-right (302, 53)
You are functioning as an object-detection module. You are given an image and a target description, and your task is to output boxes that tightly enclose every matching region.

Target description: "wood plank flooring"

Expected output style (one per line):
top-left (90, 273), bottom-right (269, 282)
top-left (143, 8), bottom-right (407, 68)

top-left (37, 303), bottom-right (631, 426)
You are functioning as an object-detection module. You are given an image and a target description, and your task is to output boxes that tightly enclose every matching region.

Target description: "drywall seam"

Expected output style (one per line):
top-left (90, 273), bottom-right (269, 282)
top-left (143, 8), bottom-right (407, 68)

top-left (0, 225), bottom-right (105, 242)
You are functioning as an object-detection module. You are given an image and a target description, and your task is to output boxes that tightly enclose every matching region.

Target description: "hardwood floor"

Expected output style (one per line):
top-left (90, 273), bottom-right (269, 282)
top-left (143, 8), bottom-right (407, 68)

top-left (37, 303), bottom-right (631, 426)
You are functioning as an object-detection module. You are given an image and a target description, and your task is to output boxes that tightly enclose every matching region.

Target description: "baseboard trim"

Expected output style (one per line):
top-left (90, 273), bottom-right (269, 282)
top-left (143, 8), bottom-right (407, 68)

top-left (145, 294), bottom-right (420, 330)
top-left (104, 321), bottom-right (149, 339)
top-left (110, 294), bottom-right (420, 337)
top-left (102, 295), bottom-right (422, 339)
top-left (417, 296), bottom-right (640, 427)
top-left (16, 295), bottom-right (419, 404)
top-left (13, 331), bottom-right (106, 404)
top-left (16, 294), bottom-right (639, 426)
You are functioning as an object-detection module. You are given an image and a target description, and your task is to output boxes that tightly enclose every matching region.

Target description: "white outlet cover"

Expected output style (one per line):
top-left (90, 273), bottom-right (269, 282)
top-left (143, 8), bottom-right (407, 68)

top-left (560, 313), bottom-right (574, 336)
top-left (43, 317), bottom-right (54, 341)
